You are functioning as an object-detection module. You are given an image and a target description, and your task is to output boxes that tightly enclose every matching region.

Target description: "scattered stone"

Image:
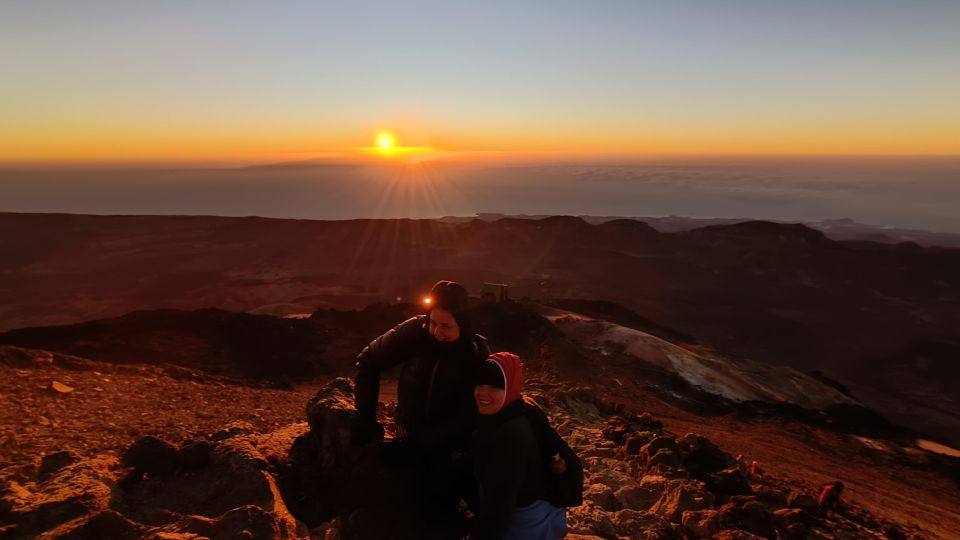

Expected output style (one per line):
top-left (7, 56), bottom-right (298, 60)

top-left (50, 381), bottom-right (74, 394)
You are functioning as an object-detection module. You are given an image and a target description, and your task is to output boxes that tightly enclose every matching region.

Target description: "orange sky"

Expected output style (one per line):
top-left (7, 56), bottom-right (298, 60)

top-left (2, 2), bottom-right (959, 165)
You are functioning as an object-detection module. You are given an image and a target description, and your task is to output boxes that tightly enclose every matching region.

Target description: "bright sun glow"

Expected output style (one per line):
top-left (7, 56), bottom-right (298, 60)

top-left (376, 131), bottom-right (396, 154)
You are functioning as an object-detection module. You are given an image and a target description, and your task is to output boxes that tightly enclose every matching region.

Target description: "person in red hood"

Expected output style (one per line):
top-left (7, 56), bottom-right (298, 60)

top-left (470, 352), bottom-right (567, 540)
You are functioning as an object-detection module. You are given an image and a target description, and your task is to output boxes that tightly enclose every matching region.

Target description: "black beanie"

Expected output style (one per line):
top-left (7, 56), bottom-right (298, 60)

top-left (475, 359), bottom-right (505, 389)
top-left (430, 280), bottom-right (469, 314)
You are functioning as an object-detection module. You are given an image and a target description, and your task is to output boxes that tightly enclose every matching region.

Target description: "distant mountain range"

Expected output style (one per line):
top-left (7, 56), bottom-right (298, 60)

top-left (466, 214), bottom-right (960, 248)
top-left (1, 211), bottom-right (958, 446)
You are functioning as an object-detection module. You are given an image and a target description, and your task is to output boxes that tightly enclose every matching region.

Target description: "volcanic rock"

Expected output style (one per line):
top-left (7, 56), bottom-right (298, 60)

top-left (50, 381), bottom-right (74, 394)
top-left (38, 450), bottom-right (79, 481)
top-left (786, 490), bottom-right (819, 514)
top-left (773, 508), bottom-right (812, 539)
top-left (706, 467), bottom-right (754, 496)
top-left (613, 484), bottom-right (659, 510)
top-left (305, 377), bottom-right (357, 467)
top-left (582, 484), bottom-right (619, 511)
top-left (648, 479), bottom-right (714, 523)
top-left (717, 496), bottom-right (777, 539)
top-left (678, 433), bottom-right (736, 478)
top-left (629, 412), bottom-right (663, 432)
top-left (122, 436), bottom-right (179, 477)
top-left (646, 448), bottom-right (682, 472)
top-left (682, 509), bottom-right (721, 538)
top-left (601, 416), bottom-right (630, 444)
top-left (2, 457), bottom-right (115, 539)
top-left (175, 440), bottom-right (213, 469)
top-left (641, 436), bottom-right (681, 459)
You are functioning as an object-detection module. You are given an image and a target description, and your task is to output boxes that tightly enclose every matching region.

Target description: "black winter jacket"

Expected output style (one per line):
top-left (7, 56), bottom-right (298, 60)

top-left (355, 315), bottom-right (490, 451)
top-left (471, 400), bottom-right (549, 540)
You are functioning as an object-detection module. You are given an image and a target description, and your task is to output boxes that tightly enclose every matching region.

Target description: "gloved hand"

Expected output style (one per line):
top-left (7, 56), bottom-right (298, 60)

top-left (350, 415), bottom-right (384, 446)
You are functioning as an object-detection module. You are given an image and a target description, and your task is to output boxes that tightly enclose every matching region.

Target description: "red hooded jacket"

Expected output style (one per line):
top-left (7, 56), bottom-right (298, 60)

top-left (487, 352), bottom-right (524, 410)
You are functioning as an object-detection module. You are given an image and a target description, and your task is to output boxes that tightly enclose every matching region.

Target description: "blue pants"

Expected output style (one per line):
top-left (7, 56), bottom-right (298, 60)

top-left (503, 500), bottom-right (567, 540)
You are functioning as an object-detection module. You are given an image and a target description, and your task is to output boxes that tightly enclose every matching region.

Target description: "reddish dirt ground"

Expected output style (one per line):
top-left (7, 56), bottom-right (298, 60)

top-left (0, 356), bottom-right (322, 475)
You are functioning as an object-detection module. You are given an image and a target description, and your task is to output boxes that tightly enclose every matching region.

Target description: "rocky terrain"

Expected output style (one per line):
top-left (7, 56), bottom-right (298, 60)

top-left (2, 212), bottom-right (959, 538)
top-left (2, 295), bottom-right (959, 538)
top-left (1, 212), bottom-right (958, 446)
top-left (3, 365), bottom-right (956, 540)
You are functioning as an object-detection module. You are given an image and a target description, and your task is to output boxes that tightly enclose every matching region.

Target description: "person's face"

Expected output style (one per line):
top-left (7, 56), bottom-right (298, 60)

top-left (429, 308), bottom-right (460, 342)
top-left (474, 384), bottom-right (505, 415)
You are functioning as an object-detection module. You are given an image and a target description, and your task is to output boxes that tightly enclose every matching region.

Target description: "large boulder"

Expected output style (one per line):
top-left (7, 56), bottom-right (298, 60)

top-left (677, 433), bottom-right (736, 479)
top-left (41, 509), bottom-right (147, 539)
top-left (641, 436), bottom-right (681, 459)
top-left (601, 416), bottom-right (631, 444)
top-left (121, 435), bottom-right (301, 537)
top-left (628, 412), bottom-right (663, 432)
top-left (38, 451), bottom-right (80, 482)
top-left (582, 484), bottom-right (619, 511)
top-left (0, 457), bottom-right (116, 539)
top-left (614, 484), bottom-right (660, 510)
top-left (648, 448), bottom-right (682, 469)
top-left (305, 377), bottom-right (358, 467)
top-left (609, 509), bottom-right (676, 539)
top-left (648, 480), bottom-right (714, 523)
top-left (717, 497), bottom-right (777, 540)
top-left (786, 490), bottom-right (819, 514)
top-left (682, 509), bottom-right (721, 538)
top-left (620, 433), bottom-right (655, 457)
top-left (566, 506), bottom-right (618, 538)
top-left (122, 436), bottom-right (179, 477)
top-left (706, 467), bottom-right (754, 497)
top-left (151, 504), bottom-right (301, 540)
top-left (773, 508), bottom-right (812, 539)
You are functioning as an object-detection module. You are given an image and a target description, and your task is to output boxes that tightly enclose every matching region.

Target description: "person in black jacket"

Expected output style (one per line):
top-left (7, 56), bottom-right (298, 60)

top-left (352, 280), bottom-right (490, 449)
top-left (471, 352), bottom-right (567, 540)
top-left (351, 280), bottom-right (490, 519)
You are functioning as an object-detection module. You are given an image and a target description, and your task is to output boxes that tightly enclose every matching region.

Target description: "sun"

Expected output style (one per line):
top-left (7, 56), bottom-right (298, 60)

top-left (376, 131), bottom-right (396, 154)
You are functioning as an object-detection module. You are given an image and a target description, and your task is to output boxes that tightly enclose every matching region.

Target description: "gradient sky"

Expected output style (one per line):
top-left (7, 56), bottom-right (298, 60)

top-left (2, 1), bottom-right (959, 163)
